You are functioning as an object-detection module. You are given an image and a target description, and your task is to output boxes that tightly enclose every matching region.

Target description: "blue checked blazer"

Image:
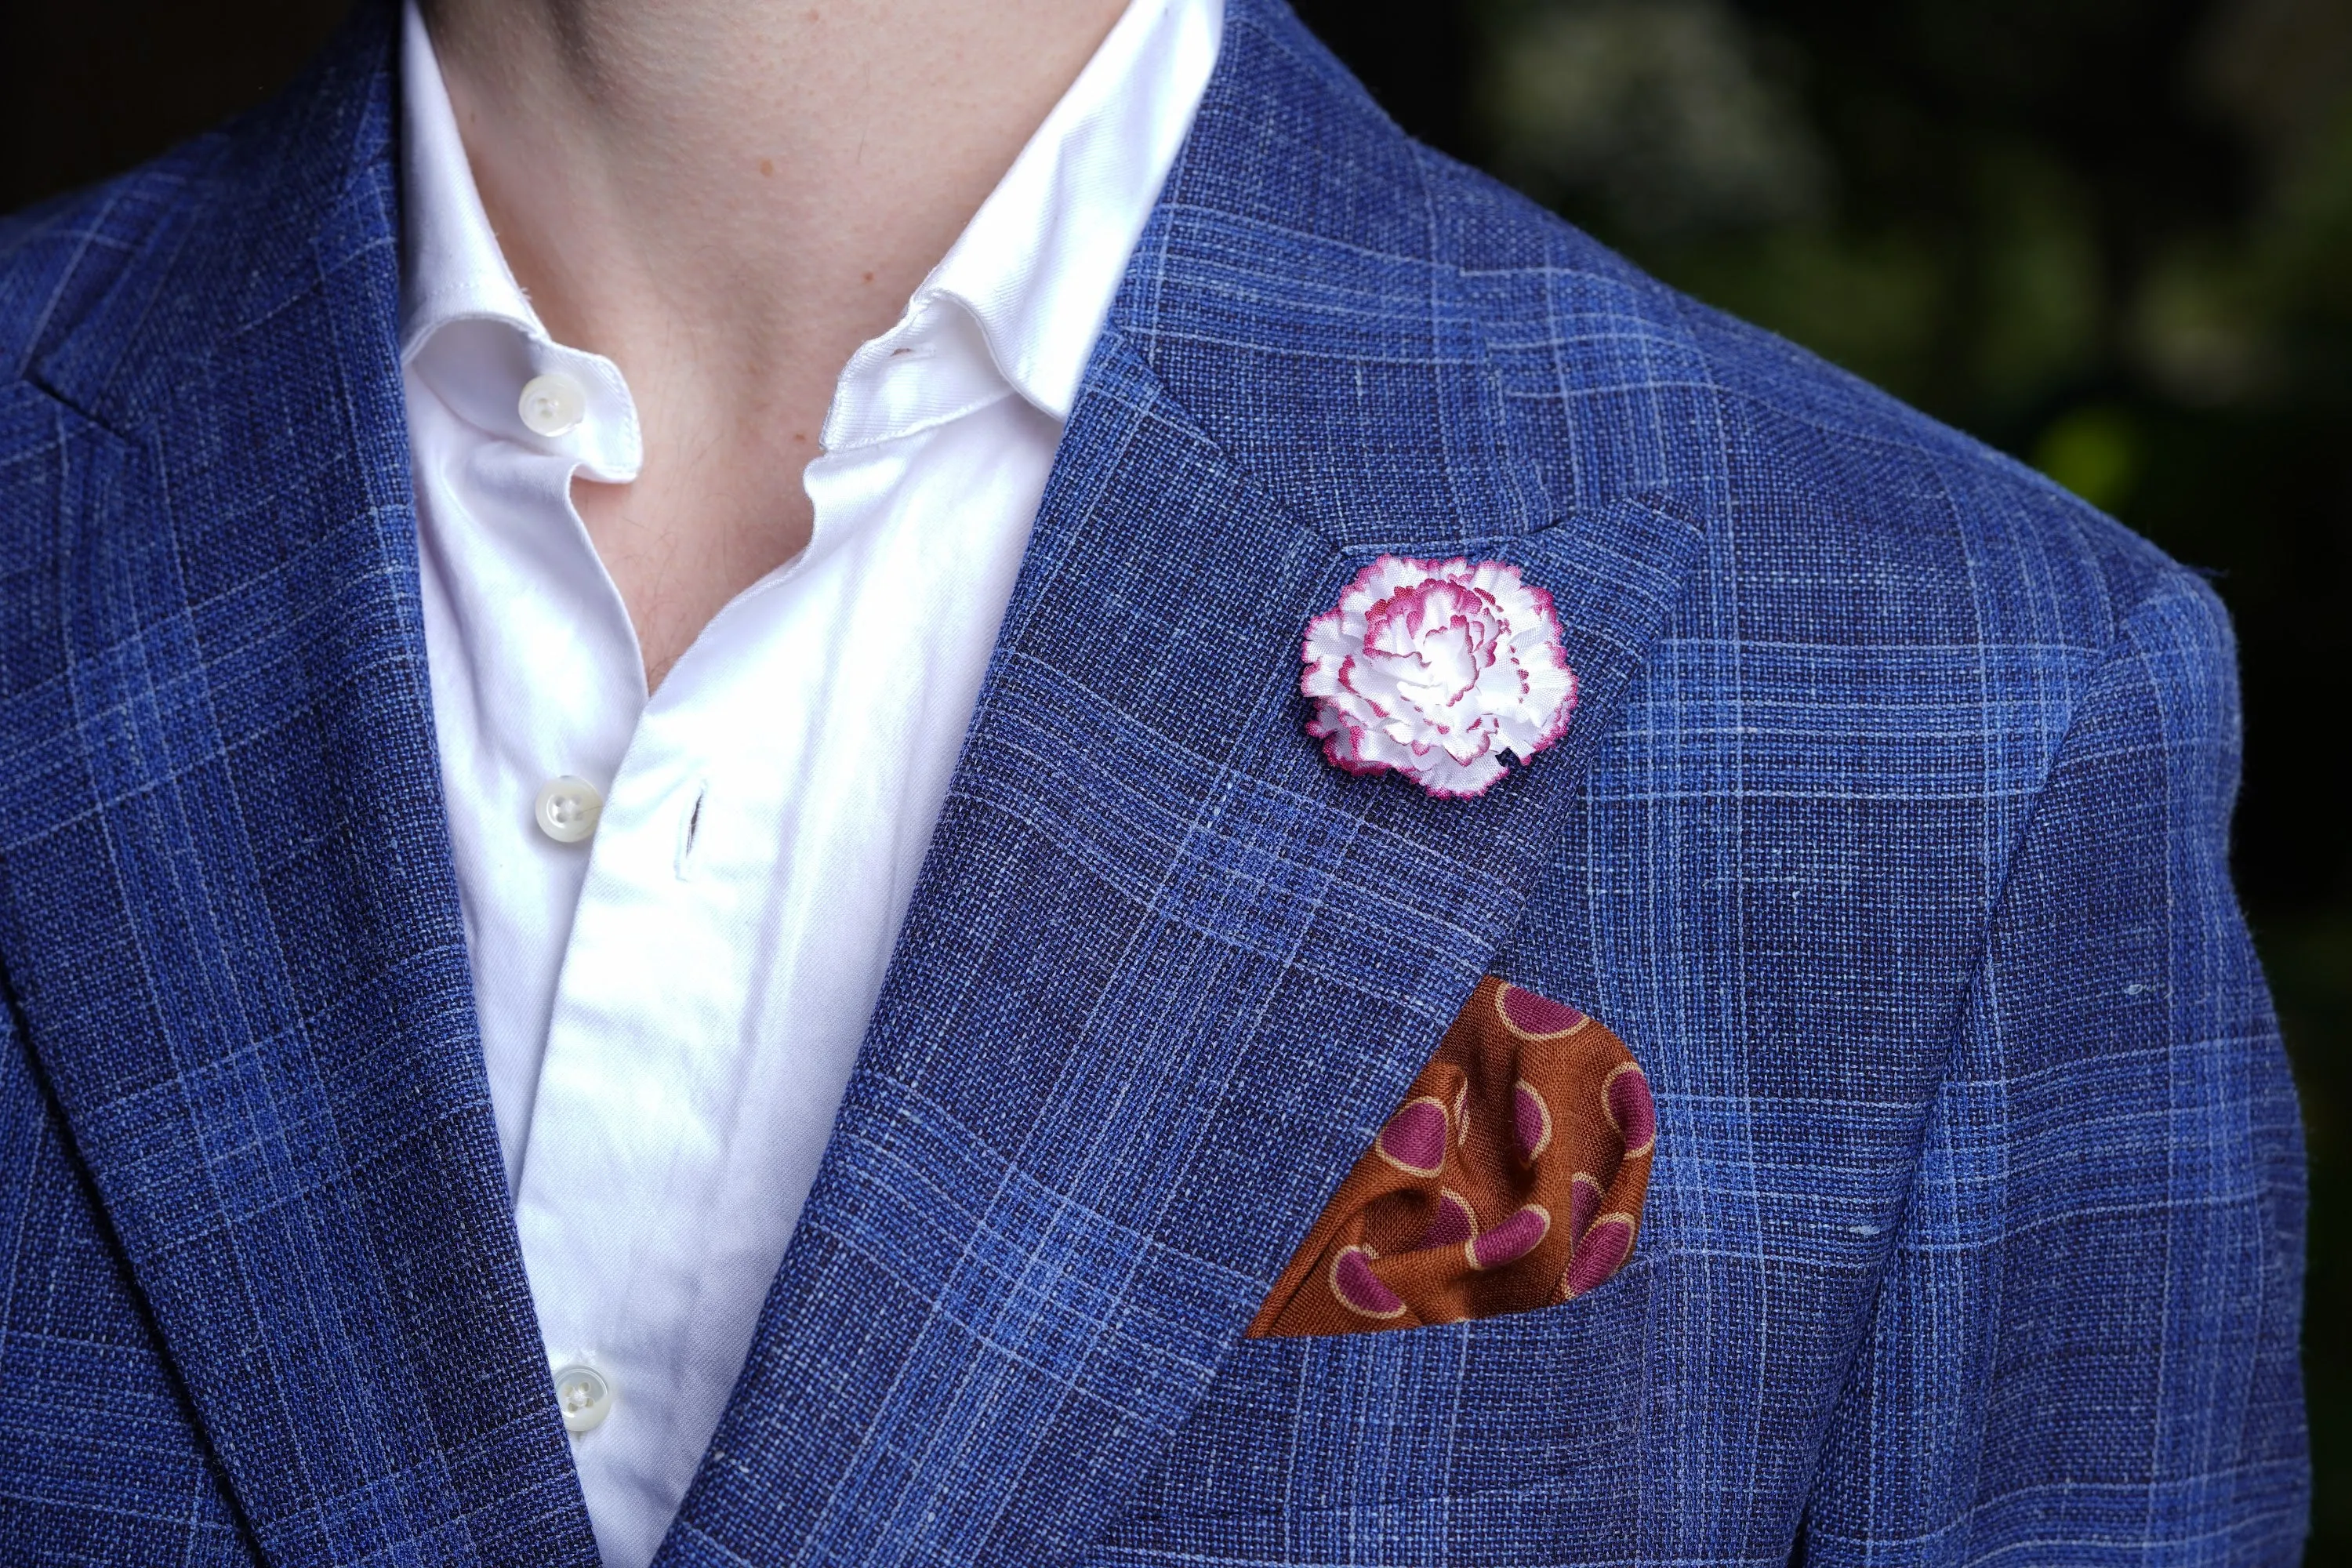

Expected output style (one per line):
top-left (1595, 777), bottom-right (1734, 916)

top-left (0, 1), bottom-right (2309, 1563)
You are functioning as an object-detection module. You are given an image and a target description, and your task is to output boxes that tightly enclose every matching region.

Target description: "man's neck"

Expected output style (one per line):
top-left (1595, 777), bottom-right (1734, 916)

top-left (422, 0), bottom-right (1128, 687)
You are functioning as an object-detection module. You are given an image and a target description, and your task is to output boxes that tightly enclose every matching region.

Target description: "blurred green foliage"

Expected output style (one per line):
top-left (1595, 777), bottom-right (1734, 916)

top-left (1305, 0), bottom-right (2350, 1555)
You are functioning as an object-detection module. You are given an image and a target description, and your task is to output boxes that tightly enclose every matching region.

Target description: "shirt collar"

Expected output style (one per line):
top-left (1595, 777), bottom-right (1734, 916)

top-left (916, 0), bottom-right (1222, 423)
top-left (397, 0), bottom-right (1222, 425)
top-left (398, 0), bottom-right (543, 360)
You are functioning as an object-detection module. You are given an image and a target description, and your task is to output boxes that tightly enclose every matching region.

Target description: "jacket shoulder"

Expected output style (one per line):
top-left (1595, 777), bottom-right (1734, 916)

top-left (1416, 147), bottom-right (2199, 658)
top-left (0, 132), bottom-right (238, 391)
top-left (0, 2), bottom-right (395, 437)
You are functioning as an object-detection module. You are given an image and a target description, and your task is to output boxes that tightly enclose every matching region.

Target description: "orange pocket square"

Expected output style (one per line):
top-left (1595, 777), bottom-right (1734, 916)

top-left (1249, 977), bottom-right (1655, 1338)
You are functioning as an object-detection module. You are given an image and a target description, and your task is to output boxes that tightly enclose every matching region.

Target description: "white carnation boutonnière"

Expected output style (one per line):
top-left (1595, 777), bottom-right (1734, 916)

top-left (1301, 555), bottom-right (1577, 799)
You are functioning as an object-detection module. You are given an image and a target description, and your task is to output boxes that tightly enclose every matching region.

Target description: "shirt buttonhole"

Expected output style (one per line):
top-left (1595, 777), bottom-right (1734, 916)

top-left (674, 780), bottom-right (710, 880)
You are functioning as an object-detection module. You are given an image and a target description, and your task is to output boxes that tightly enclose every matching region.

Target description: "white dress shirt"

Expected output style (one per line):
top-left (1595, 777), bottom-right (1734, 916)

top-left (396, 2), bottom-right (1221, 1561)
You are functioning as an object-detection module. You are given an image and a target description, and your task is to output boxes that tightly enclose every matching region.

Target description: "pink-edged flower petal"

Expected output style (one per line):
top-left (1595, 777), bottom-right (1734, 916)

top-left (1301, 555), bottom-right (1576, 798)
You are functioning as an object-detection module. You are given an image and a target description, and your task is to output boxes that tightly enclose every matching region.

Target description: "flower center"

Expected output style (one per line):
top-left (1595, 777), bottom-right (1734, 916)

top-left (1365, 582), bottom-right (1502, 720)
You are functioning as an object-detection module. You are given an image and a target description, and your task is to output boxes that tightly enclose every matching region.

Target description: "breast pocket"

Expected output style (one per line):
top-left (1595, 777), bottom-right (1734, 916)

top-left (1097, 1254), bottom-right (1660, 1565)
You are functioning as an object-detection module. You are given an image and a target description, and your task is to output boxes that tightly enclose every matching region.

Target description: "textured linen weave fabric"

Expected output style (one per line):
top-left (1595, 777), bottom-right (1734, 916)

top-left (1250, 978), bottom-right (1654, 1338)
top-left (0, 0), bottom-right (2307, 1563)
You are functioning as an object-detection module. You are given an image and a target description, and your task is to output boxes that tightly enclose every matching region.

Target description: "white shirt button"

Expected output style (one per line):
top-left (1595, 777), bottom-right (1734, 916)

top-left (552, 1362), bottom-right (614, 1434)
top-left (534, 775), bottom-right (604, 843)
top-left (518, 372), bottom-right (586, 437)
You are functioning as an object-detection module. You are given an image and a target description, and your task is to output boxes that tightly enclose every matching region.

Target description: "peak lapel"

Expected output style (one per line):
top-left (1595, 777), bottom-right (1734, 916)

top-left (662, 9), bottom-right (1718, 1564)
top-left (0, 9), bottom-right (594, 1565)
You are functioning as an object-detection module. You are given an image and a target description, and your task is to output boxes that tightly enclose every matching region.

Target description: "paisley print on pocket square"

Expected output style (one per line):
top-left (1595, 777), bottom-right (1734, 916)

top-left (1249, 977), bottom-right (1654, 1338)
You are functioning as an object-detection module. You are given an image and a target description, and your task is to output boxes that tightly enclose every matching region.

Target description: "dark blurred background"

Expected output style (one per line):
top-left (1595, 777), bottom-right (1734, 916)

top-left (5, 0), bottom-right (2347, 1555)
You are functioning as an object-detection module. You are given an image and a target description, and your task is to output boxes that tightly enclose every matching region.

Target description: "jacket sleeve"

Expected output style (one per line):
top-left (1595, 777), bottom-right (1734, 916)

top-left (1797, 569), bottom-right (2310, 1564)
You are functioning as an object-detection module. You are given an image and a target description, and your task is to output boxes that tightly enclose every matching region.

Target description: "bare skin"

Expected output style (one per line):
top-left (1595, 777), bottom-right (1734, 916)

top-left (424, 0), bottom-right (1127, 688)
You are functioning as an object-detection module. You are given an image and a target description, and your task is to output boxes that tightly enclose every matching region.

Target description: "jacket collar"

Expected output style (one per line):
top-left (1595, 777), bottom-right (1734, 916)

top-left (1, 1), bottom-right (1718, 1563)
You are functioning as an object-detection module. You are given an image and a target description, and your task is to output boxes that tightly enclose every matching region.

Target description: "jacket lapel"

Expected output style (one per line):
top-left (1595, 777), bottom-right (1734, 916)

top-left (0, 8), bottom-right (595, 1566)
top-left (660, 5), bottom-right (1717, 1563)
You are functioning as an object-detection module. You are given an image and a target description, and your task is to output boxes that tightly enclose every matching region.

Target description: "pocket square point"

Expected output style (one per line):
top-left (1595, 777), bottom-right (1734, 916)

top-left (1249, 978), bottom-right (1654, 1339)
